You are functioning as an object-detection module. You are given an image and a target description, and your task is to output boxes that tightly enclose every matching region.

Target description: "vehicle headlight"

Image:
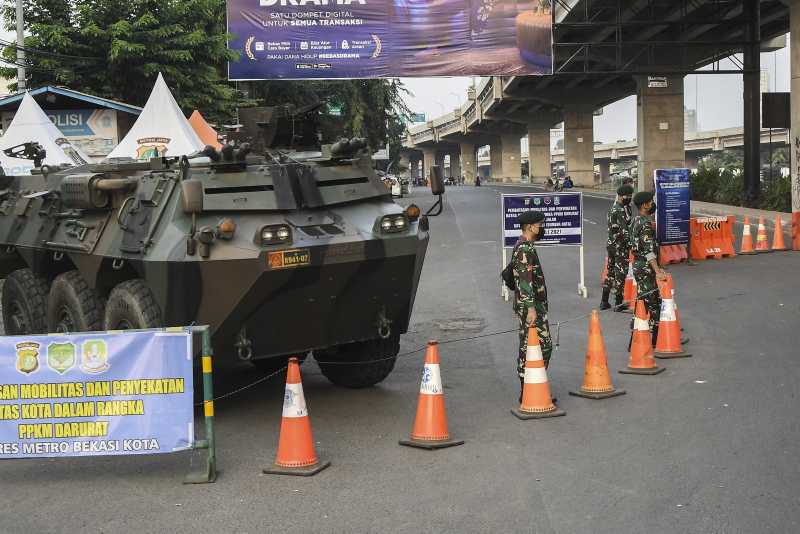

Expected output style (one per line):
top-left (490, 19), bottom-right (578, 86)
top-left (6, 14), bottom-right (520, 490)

top-left (378, 214), bottom-right (409, 234)
top-left (257, 224), bottom-right (292, 245)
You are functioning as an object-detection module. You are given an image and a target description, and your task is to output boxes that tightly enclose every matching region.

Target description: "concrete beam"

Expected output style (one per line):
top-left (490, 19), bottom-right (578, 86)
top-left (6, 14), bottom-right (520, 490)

top-left (564, 108), bottom-right (595, 187)
top-left (636, 75), bottom-right (685, 192)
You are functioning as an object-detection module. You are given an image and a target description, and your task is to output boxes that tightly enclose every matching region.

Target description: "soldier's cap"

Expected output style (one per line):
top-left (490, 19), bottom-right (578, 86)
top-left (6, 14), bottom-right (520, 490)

top-left (518, 211), bottom-right (545, 225)
top-left (617, 184), bottom-right (634, 196)
top-left (633, 191), bottom-right (654, 207)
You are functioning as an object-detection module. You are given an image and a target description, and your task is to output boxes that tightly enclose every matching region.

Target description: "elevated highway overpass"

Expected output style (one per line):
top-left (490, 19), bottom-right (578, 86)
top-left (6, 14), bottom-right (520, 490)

top-left (401, 0), bottom-right (792, 204)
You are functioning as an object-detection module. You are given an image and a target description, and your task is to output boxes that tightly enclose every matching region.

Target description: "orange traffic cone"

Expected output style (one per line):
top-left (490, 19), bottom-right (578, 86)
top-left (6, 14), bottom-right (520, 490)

top-left (793, 212), bottom-right (800, 251)
top-left (755, 216), bottom-right (771, 252)
top-left (622, 261), bottom-right (636, 313)
top-left (771, 215), bottom-right (787, 251)
top-left (512, 326), bottom-right (566, 419)
top-left (739, 216), bottom-right (756, 255)
top-left (569, 311), bottom-right (626, 400)
top-left (655, 279), bottom-right (692, 359)
top-left (399, 341), bottom-right (464, 449)
top-left (263, 357), bottom-right (330, 476)
top-left (619, 300), bottom-right (665, 375)
top-left (665, 275), bottom-right (690, 346)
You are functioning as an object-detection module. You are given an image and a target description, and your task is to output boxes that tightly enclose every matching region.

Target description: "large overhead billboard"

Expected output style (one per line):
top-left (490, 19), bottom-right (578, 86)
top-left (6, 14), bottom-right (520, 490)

top-left (227, 0), bottom-right (553, 79)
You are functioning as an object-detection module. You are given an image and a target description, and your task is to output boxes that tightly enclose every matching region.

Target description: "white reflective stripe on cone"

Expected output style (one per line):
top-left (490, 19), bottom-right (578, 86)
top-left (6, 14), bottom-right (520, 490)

top-left (282, 383), bottom-right (308, 418)
top-left (758, 224), bottom-right (766, 231)
top-left (743, 225), bottom-right (751, 235)
top-left (634, 317), bottom-right (650, 331)
top-left (524, 365), bottom-right (548, 384)
top-left (660, 299), bottom-right (677, 321)
top-left (525, 343), bottom-right (543, 362)
top-left (419, 363), bottom-right (443, 395)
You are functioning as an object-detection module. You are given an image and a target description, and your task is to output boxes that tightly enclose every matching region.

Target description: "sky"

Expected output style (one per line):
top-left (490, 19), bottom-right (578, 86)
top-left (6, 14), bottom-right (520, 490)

top-left (400, 38), bottom-right (791, 146)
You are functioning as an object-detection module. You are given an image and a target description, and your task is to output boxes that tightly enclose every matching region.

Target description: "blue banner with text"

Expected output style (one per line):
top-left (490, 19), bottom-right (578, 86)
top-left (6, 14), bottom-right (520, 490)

top-left (0, 329), bottom-right (194, 458)
top-left (654, 168), bottom-right (691, 245)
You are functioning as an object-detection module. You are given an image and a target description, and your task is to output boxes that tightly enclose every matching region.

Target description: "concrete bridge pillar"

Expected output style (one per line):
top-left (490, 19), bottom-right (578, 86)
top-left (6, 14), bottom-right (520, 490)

top-left (449, 150), bottom-right (461, 181)
top-left (421, 148), bottom-right (436, 182)
top-left (460, 143), bottom-right (476, 184)
top-left (564, 108), bottom-right (595, 187)
top-left (636, 75), bottom-right (685, 192)
top-left (527, 126), bottom-right (551, 184)
top-left (598, 159), bottom-right (611, 183)
top-left (791, 0), bottom-right (800, 249)
top-left (490, 134), bottom-right (522, 182)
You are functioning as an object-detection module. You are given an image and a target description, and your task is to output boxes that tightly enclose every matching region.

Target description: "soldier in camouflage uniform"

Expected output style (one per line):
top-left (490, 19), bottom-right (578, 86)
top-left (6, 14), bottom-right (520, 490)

top-left (600, 184), bottom-right (634, 311)
top-left (629, 191), bottom-right (668, 343)
top-left (512, 210), bottom-right (552, 401)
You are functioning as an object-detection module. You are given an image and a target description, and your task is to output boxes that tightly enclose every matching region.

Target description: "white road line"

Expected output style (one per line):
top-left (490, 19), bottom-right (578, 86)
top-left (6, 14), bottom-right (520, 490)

top-left (583, 218), bottom-right (598, 225)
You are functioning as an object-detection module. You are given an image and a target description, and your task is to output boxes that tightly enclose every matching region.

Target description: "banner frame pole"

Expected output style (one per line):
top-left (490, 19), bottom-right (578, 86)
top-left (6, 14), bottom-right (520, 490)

top-left (184, 325), bottom-right (217, 484)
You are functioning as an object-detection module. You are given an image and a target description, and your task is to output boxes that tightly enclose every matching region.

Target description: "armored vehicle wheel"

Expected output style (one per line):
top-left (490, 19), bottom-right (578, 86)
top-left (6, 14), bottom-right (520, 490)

top-left (315, 335), bottom-right (400, 388)
top-left (104, 279), bottom-right (162, 330)
top-left (2, 268), bottom-right (49, 335)
top-left (47, 271), bottom-right (103, 333)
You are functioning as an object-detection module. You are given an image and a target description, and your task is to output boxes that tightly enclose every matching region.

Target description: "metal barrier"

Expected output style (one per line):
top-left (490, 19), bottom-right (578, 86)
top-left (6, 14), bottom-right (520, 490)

top-left (185, 325), bottom-right (216, 484)
top-left (690, 216), bottom-right (736, 260)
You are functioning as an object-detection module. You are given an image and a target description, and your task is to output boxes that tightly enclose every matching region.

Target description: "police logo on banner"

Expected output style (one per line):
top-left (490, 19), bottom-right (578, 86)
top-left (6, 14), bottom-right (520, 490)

top-left (47, 342), bottom-right (76, 374)
top-left (80, 340), bottom-right (109, 374)
top-left (15, 341), bottom-right (40, 374)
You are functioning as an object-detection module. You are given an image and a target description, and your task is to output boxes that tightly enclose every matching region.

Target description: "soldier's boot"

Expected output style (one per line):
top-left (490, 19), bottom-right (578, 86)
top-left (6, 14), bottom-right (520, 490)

top-left (519, 377), bottom-right (524, 403)
top-left (599, 288), bottom-right (612, 310)
top-left (651, 324), bottom-right (659, 348)
top-left (613, 293), bottom-right (626, 312)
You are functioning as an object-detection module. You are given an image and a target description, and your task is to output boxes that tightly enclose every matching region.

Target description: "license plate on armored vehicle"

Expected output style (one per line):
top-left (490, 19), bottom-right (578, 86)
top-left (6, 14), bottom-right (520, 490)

top-left (268, 249), bottom-right (311, 269)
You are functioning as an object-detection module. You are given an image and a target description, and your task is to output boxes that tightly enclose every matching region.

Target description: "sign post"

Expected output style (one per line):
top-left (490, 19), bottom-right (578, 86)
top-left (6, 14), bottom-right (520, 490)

top-left (501, 192), bottom-right (587, 301)
top-left (653, 168), bottom-right (691, 245)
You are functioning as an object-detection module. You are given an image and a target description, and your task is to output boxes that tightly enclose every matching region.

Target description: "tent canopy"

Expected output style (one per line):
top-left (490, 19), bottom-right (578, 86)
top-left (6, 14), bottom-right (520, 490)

top-left (0, 92), bottom-right (90, 175)
top-left (189, 110), bottom-right (222, 150)
top-left (107, 73), bottom-right (204, 160)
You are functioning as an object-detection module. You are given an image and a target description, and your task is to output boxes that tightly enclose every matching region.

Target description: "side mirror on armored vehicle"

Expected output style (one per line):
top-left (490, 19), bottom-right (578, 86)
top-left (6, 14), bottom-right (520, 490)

top-left (430, 166), bottom-right (445, 196)
top-left (181, 179), bottom-right (204, 214)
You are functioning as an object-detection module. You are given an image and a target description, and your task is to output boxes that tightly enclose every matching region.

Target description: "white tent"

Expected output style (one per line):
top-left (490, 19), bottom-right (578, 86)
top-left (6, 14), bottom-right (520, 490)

top-left (0, 92), bottom-right (90, 175)
top-left (107, 73), bottom-right (204, 160)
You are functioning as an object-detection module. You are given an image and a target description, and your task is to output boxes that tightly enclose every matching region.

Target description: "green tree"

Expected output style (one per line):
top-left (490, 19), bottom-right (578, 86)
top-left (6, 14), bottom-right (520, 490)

top-left (1, 0), bottom-right (238, 122)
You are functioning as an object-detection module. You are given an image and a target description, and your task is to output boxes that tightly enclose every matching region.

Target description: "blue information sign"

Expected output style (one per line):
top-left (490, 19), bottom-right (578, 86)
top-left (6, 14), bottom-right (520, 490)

top-left (502, 192), bottom-right (583, 248)
top-left (0, 329), bottom-right (194, 459)
top-left (653, 168), bottom-right (691, 245)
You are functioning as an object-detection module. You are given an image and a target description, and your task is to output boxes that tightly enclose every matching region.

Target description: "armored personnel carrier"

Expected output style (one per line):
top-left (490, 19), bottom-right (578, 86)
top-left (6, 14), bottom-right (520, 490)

top-left (0, 105), bottom-right (429, 388)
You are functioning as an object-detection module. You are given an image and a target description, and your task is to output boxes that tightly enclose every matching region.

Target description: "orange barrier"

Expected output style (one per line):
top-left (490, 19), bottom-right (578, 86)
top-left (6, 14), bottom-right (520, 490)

top-left (654, 279), bottom-right (692, 359)
top-left (601, 255), bottom-right (608, 285)
top-left (772, 215), bottom-right (788, 251)
top-left (264, 357), bottom-right (330, 476)
top-left (569, 311), bottom-right (626, 400)
top-left (793, 212), bottom-right (800, 251)
top-left (400, 341), bottom-right (464, 449)
top-left (512, 326), bottom-right (565, 419)
top-left (690, 216), bottom-right (736, 260)
top-left (660, 244), bottom-right (688, 265)
top-left (619, 301), bottom-right (665, 376)
top-left (755, 216), bottom-right (771, 253)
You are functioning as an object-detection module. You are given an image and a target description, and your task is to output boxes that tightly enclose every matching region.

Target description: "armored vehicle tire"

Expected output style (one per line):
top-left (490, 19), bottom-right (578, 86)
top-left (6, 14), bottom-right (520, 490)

top-left (2, 268), bottom-right (49, 335)
top-left (47, 271), bottom-right (103, 333)
top-left (315, 335), bottom-right (400, 388)
top-left (104, 279), bottom-right (162, 330)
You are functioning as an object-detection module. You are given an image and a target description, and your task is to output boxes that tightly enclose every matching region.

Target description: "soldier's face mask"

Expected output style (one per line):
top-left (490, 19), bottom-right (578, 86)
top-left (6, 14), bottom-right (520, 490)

top-left (647, 203), bottom-right (656, 215)
top-left (531, 223), bottom-right (545, 240)
top-left (621, 196), bottom-right (631, 205)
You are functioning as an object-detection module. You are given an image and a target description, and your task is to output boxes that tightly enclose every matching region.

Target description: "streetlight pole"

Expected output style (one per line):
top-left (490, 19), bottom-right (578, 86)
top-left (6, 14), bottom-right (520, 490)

top-left (16, 0), bottom-right (26, 91)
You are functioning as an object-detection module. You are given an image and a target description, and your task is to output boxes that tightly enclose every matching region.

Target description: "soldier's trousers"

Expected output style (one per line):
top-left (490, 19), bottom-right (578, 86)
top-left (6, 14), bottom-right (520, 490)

top-left (633, 266), bottom-right (662, 330)
top-left (602, 247), bottom-right (629, 296)
top-left (516, 301), bottom-right (553, 378)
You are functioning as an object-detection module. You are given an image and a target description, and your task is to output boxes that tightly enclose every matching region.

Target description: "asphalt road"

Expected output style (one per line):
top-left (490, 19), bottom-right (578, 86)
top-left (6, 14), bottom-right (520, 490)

top-left (3, 185), bottom-right (799, 534)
